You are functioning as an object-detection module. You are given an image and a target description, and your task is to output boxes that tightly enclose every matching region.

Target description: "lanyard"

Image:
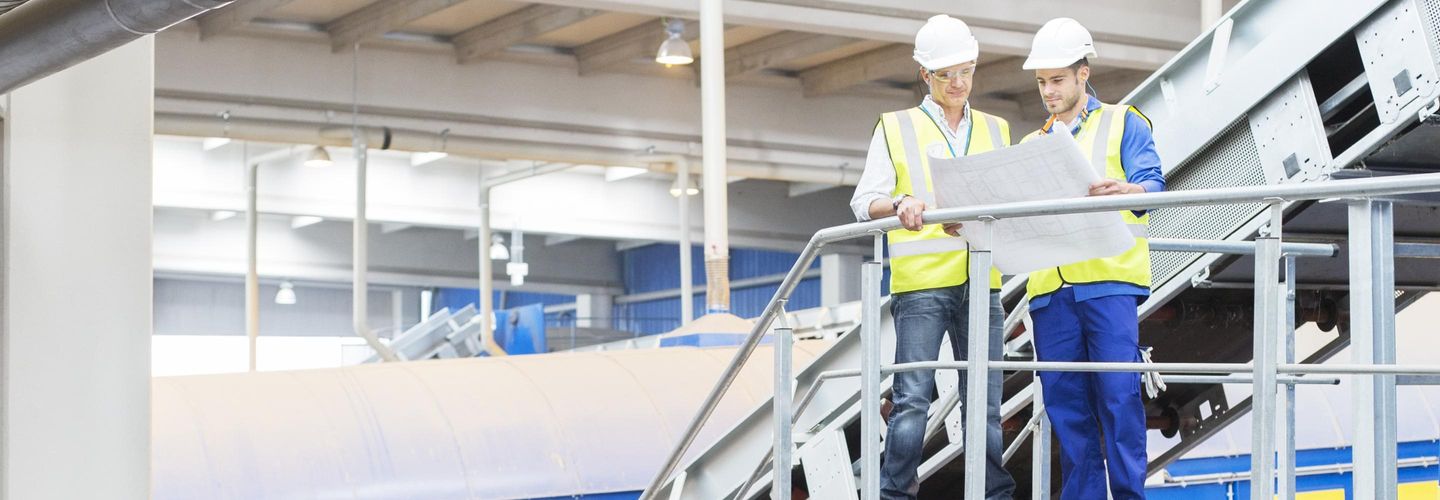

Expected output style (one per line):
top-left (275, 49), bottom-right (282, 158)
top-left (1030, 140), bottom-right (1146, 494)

top-left (919, 105), bottom-right (970, 157)
top-left (1042, 105), bottom-right (1093, 136)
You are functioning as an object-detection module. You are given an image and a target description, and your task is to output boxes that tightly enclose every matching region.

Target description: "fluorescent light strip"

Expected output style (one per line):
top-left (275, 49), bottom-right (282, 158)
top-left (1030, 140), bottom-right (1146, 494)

top-left (290, 215), bottom-right (323, 229)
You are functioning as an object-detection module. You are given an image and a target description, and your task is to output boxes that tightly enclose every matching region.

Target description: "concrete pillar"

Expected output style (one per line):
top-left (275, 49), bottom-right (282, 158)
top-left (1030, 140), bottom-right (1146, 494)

top-left (576, 293), bottom-right (614, 328)
top-left (1, 39), bottom-right (153, 499)
top-left (820, 253), bottom-right (864, 307)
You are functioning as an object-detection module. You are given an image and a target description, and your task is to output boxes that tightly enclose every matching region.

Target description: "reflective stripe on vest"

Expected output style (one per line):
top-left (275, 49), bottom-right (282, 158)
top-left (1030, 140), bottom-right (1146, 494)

top-left (882, 106), bottom-right (1009, 294)
top-left (1024, 103), bottom-right (1153, 300)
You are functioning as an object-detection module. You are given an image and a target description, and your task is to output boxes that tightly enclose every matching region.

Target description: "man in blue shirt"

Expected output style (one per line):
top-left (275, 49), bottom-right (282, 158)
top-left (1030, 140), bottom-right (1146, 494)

top-left (1019, 18), bottom-right (1165, 500)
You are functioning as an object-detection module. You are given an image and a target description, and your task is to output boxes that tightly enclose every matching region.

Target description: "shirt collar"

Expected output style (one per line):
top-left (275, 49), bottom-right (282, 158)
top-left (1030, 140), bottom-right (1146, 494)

top-left (920, 95), bottom-right (970, 134)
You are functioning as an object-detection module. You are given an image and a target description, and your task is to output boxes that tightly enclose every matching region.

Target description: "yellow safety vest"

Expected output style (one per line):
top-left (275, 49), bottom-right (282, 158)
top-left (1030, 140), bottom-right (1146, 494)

top-left (1022, 103), bottom-right (1152, 300)
top-left (880, 106), bottom-right (1009, 294)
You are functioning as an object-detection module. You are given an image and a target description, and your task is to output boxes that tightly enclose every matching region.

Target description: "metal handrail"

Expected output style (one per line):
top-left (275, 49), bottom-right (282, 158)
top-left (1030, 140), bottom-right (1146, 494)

top-left (638, 171), bottom-right (1440, 500)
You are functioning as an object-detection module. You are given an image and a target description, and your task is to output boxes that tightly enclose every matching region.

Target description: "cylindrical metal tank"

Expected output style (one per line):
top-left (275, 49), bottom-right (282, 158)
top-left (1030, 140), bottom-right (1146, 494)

top-left (153, 342), bottom-right (830, 499)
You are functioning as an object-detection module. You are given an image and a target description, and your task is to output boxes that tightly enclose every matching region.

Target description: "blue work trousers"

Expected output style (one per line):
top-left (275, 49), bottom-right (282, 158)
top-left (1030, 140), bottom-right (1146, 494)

top-left (1031, 287), bottom-right (1147, 500)
top-left (881, 285), bottom-right (1015, 500)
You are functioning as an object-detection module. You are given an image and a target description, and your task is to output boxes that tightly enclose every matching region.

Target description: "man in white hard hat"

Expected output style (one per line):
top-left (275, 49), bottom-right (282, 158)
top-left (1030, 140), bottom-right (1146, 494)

top-left (849, 14), bottom-right (1016, 500)
top-left (1018, 17), bottom-right (1165, 500)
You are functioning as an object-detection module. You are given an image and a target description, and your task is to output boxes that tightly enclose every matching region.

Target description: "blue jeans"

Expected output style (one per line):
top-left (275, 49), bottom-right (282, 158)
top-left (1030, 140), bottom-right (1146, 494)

top-left (1031, 287), bottom-right (1147, 500)
top-left (882, 286), bottom-right (1015, 500)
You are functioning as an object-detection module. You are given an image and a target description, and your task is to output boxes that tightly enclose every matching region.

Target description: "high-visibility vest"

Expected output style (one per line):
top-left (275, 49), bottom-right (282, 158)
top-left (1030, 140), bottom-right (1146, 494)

top-left (880, 106), bottom-right (1009, 294)
top-left (1022, 103), bottom-right (1152, 300)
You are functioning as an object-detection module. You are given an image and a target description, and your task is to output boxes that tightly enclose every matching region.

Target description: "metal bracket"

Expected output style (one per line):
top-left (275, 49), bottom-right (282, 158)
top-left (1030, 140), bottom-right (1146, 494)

top-left (1203, 19), bottom-right (1234, 94)
top-left (1177, 384), bottom-right (1232, 443)
top-left (799, 429), bottom-right (859, 500)
top-left (944, 400), bottom-right (965, 444)
top-left (1190, 266), bottom-right (1213, 288)
top-left (1418, 97), bottom-right (1440, 124)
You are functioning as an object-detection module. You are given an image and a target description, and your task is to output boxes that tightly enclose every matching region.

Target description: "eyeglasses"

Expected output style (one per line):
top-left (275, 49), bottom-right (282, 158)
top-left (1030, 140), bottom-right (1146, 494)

top-left (928, 66), bottom-right (975, 84)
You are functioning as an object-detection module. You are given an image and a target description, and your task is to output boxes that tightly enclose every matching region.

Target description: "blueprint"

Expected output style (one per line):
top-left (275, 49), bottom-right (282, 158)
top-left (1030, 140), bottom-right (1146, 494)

top-left (928, 132), bottom-right (1136, 275)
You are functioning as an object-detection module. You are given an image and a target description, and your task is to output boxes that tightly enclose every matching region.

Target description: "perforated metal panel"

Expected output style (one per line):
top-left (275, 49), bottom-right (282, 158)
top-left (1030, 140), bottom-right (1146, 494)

top-left (1150, 119), bottom-right (1267, 287)
top-left (1418, 0), bottom-right (1440, 61)
top-left (1247, 74), bottom-right (1333, 184)
top-left (1358, 0), bottom-right (1439, 122)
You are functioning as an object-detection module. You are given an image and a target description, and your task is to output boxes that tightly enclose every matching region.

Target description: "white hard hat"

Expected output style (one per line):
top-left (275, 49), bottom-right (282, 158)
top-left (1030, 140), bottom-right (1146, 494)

top-left (1022, 18), bottom-right (1097, 70)
top-left (912, 15), bottom-right (979, 71)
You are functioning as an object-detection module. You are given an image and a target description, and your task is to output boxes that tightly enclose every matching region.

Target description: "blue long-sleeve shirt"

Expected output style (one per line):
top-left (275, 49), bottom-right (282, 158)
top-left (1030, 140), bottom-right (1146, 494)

top-left (1031, 95), bottom-right (1166, 310)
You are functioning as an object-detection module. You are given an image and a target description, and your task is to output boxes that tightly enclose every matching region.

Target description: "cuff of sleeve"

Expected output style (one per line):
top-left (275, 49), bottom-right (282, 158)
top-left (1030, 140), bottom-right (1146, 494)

top-left (854, 194), bottom-right (887, 221)
top-left (1136, 179), bottom-right (1165, 194)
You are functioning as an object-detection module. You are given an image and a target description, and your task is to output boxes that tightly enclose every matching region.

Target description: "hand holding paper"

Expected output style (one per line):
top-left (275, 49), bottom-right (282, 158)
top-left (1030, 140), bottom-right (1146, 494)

top-left (926, 132), bottom-right (1137, 275)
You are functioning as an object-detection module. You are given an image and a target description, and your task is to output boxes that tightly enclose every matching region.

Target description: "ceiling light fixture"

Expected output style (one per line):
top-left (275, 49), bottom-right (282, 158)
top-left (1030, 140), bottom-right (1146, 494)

top-left (669, 176), bottom-right (701, 197)
top-left (275, 280), bottom-right (297, 305)
top-left (411, 151), bottom-right (448, 166)
top-left (290, 215), bottom-right (324, 229)
top-left (210, 210), bottom-right (238, 221)
top-left (490, 234), bottom-right (510, 261)
top-left (304, 146), bottom-right (333, 168)
top-left (605, 166), bottom-right (649, 182)
top-left (202, 137), bottom-right (232, 151)
top-left (655, 19), bottom-right (693, 66)
top-left (412, 128), bottom-right (450, 166)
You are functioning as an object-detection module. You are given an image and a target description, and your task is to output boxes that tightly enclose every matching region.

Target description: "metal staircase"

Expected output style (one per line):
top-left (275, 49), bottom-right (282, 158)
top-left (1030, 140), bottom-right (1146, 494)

top-left (643, 0), bottom-right (1440, 498)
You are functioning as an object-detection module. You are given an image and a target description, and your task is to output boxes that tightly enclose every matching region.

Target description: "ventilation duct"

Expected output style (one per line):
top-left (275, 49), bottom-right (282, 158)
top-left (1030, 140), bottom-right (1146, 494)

top-left (0, 0), bottom-right (234, 94)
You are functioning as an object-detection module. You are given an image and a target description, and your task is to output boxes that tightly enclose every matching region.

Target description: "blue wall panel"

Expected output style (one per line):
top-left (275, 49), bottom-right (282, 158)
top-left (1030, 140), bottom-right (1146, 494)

top-left (622, 244), bottom-right (818, 294)
top-left (431, 288), bottom-right (574, 315)
top-left (615, 244), bottom-right (822, 335)
top-left (1147, 440), bottom-right (1440, 499)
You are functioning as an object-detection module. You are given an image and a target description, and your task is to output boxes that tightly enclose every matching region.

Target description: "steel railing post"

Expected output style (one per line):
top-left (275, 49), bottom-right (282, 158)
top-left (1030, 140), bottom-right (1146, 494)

top-left (1349, 198), bottom-right (1398, 499)
top-left (772, 318), bottom-right (794, 500)
top-left (963, 218), bottom-right (995, 500)
top-left (860, 232), bottom-right (884, 500)
top-left (1250, 202), bottom-right (1283, 499)
top-left (1278, 254), bottom-right (1297, 499)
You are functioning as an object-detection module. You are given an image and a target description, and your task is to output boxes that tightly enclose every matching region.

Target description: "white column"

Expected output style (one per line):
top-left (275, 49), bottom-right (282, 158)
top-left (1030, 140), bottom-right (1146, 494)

top-left (700, 0), bottom-right (730, 314)
top-left (575, 293), bottom-right (614, 328)
top-left (2, 38), bottom-right (153, 499)
top-left (1201, 0), bottom-right (1223, 28)
top-left (820, 253), bottom-right (863, 307)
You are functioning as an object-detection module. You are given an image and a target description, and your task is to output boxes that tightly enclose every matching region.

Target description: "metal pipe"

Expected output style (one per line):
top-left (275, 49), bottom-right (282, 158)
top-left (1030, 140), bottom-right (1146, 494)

top-left (1147, 238), bottom-right (1336, 257)
top-left (1279, 255), bottom-right (1299, 499)
top-left (817, 364), bottom-right (1342, 384)
top-left (812, 173), bottom-right (1440, 243)
top-left (1278, 363), bottom-right (1440, 375)
top-left (352, 133), bottom-right (400, 362)
top-left (1349, 199), bottom-right (1398, 499)
top-left (0, 0), bottom-right (232, 94)
top-left (1250, 204), bottom-right (1283, 500)
top-left (963, 219), bottom-right (995, 500)
top-left (1162, 456), bottom-right (1440, 487)
top-left (238, 144), bottom-right (305, 371)
top-left (1033, 374), bottom-right (1052, 500)
top-left (478, 185), bottom-right (494, 353)
top-left (859, 237), bottom-right (882, 500)
top-left (772, 326), bottom-right (793, 500)
top-left (157, 89), bottom-right (866, 167)
top-left (477, 162), bottom-right (575, 352)
top-left (678, 157), bottom-right (694, 325)
top-left (156, 113), bottom-right (866, 186)
top-left (1163, 374), bottom-right (1339, 385)
top-left (641, 173), bottom-right (1440, 498)
top-left (1003, 410), bottom-right (1044, 465)
top-left (245, 143), bottom-right (259, 372)
top-left (1395, 242), bottom-right (1440, 258)
top-left (700, 0), bottom-right (730, 315)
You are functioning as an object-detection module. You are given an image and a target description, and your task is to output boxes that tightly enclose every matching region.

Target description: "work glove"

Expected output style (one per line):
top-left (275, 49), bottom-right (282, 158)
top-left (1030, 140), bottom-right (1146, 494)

top-left (1140, 346), bottom-right (1166, 399)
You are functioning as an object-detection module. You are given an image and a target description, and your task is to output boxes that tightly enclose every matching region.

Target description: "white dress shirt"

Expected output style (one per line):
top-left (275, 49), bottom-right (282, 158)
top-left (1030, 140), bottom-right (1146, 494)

top-left (849, 96), bottom-right (971, 221)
